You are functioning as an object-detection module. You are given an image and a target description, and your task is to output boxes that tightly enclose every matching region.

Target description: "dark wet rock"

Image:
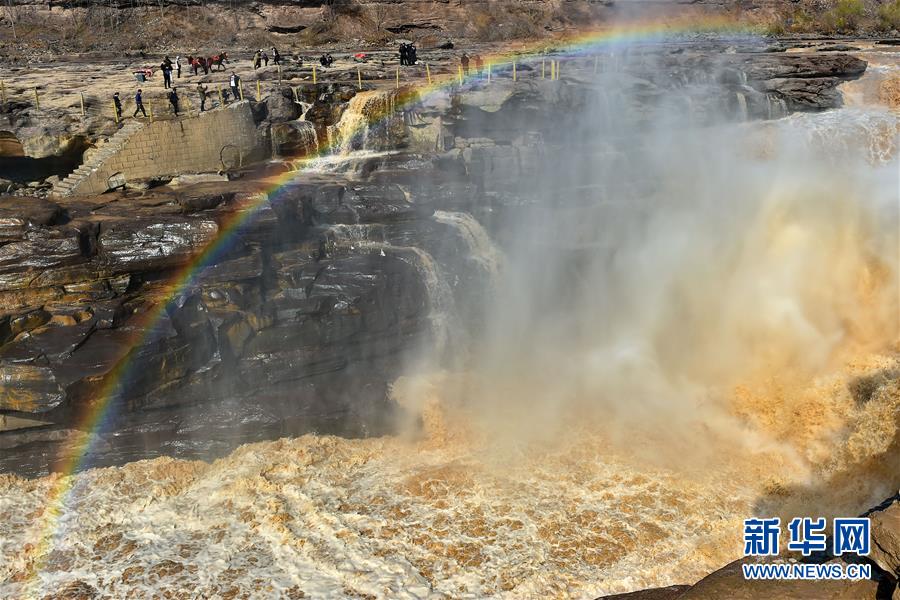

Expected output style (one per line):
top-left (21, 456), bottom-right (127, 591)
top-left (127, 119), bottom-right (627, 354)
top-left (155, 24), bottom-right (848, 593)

top-left (0, 227), bottom-right (85, 289)
top-left (599, 585), bottom-right (690, 599)
top-left (0, 196), bottom-right (65, 241)
top-left (734, 54), bottom-right (867, 81)
top-left (271, 121), bottom-right (319, 158)
top-left (264, 87), bottom-right (302, 123)
top-left (760, 77), bottom-right (845, 110)
top-left (97, 217), bottom-right (219, 272)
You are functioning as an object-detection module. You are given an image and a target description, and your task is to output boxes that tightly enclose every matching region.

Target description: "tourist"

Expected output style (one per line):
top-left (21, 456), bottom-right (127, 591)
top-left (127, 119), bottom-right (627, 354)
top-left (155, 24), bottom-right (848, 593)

top-left (113, 92), bottom-right (122, 121)
top-left (460, 53), bottom-right (470, 76)
top-left (161, 58), bottom-right (173, 89)
top-left (133, 89), bottom-right (147, 118)
top-left (409, 44), bottom-right (417, 65)
top-left (197, 82), bottom-right (208, 112)
top-left (262, 51), bottom-right (269, 67)
top-left (174, 55), bottom-right (181, 78)
top-left (253, 50), bottom-right (261, 70)
top-left (399, 43), bottom-right (408, 66)
top-left (168, 87), bottom-right (179, 116)
top-left (474, 55), bottom-right (483, 77)
top-left (272, 47), bottom-right (280, 66)
top-left (230, 72), bottom-right (240, 101)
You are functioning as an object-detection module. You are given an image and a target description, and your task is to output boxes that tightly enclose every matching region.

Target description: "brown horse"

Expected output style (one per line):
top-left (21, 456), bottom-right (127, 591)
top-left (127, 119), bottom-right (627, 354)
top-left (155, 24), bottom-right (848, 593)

top-left (187, 56), bottom-right (208, 75)
top-left (208, 52), bottom-right (228, 72)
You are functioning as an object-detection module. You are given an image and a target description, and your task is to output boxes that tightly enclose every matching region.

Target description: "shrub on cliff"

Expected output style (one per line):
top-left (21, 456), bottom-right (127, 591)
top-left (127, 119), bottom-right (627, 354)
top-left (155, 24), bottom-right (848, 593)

top-left (878, 0), bottom-right (900, 29)
top-left (823, 0), bottom-right (865, 32)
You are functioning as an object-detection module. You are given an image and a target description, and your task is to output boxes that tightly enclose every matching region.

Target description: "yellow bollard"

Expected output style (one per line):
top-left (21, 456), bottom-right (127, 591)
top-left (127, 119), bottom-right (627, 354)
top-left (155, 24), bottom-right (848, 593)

top-left (256, 80), bottom-right (261, 101)
top-left (556, 60), bottom-right (561, 80)
top-left (0, 80), bottom-right (5, 103)
top-left (542, 59), bottom-right (545, 79)
top-left (312, 65), bottom-right (317, 84)
top-left (33, 88), bottom-right (40, 110)
top-left (458, 64), bottom-right (463, 85)
top-left (277, 64), bottom-right (282, 85)
top-left (148, 101), bottom-right (154, 123)
top-left (512, 60), bottom-right (517, 82)
top-left (218, 88), bottom-right (224, 108)
top-left (239, 84), bottom-right (245, 102)
top-left (80, 92), bottom-right (85, 117)
top-left (396, 67), bottom-right (399, 89)
top-left (292, 86), bottom-right (299, 103)
top-left (357, 66), bottom-right (362, 90)
top-left (112, 99), bottom-right (119, 124)
top-left (425, 63), bottom-right (432, 85)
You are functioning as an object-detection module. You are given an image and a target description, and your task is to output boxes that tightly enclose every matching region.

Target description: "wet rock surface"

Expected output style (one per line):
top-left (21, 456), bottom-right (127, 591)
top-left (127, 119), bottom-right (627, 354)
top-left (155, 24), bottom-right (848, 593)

top-left (0, 167), bottom-right (492, 476)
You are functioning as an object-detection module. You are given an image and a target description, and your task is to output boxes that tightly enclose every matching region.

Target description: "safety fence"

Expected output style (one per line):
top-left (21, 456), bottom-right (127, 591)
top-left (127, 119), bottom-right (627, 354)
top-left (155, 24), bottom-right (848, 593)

top-left (0, 55), bottom-right (588, 125)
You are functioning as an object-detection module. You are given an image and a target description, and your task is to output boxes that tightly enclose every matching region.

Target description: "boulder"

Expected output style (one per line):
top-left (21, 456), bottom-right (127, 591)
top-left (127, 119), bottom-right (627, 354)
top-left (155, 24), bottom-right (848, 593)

top-left (870, 500), bottom-right (900, 575)
top-left (675, 558), bottom-right (886, 599)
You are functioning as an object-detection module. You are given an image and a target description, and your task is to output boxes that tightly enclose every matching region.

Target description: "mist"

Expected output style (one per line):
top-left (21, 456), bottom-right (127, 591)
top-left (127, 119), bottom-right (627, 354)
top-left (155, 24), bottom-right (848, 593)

top-left (401, 49), bottom-right (900, 490)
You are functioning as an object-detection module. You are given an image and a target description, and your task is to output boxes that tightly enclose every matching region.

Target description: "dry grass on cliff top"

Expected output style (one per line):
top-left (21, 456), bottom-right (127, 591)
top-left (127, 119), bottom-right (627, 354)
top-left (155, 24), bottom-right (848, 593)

top-left (0, 0), bottom-right (774, 58)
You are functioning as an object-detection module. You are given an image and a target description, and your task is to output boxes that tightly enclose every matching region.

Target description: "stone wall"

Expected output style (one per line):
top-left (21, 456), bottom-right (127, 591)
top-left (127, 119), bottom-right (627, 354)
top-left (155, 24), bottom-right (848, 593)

top-left (71, 102), bottom-right (264, 195)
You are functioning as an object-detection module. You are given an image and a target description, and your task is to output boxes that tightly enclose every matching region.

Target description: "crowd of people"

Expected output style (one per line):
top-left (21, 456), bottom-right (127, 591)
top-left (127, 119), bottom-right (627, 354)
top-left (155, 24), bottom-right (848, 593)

top-left (111, 44), bottom-right (490, 122)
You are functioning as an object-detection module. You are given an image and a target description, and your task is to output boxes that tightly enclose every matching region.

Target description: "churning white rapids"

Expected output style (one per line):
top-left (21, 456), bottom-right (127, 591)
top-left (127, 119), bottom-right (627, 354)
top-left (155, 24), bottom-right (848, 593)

top-left (2, 62), bottom-right (900, 599)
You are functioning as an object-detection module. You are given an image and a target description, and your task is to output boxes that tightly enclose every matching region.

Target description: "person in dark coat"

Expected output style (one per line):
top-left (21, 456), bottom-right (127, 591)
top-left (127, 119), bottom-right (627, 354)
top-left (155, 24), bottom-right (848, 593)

top-left (168, 87), bottom-right (179, 116)
top-left (161, 61), bottom-right (171, 89)
top-left (133, 89), bottom-right (147, 117)
top-left (113, 92), bottom-right (122, 120)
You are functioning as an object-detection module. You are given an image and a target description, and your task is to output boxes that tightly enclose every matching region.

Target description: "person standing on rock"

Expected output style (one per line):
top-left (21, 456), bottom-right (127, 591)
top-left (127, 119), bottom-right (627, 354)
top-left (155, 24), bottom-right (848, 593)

top-left (169, 87), bottom-right (179, 116)
top-left (262, 51), bottom-right (269, 67)
top-left (460, 53), bottom-right (470, 76)
top-left (230, 72), bottom-right (240, 101)
top-left (113, 92), bottom-right (122, 121)
top-left (272, 47), bottom-right (280, 66)
top-left (161, 60), bottom-right (171, 89)
top-left (133, 89), bottom-right (147, 118)
top-left (175, 55), bottom-right (182, 79)
top-left (253, 50), bottom-right (262, 70)
top-left (197, 82), bottom-right (208, 112)
top-left (474, 55), bottom-right (483, 77)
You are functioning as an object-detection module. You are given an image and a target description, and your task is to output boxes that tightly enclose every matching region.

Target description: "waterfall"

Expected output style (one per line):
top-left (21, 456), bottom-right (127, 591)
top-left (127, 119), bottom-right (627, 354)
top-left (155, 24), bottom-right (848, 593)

top-left (324, 224), bottom-right (456, 354)
top-left (397, 246), bottom-right (457, 354)
top-left (433, 210), bottom-right (503, 278)
top-left (781, 108), bottom-right (900, 164)
top-left (735, 91), bottom-right (749, 121)
top-left (327, 89), bottom-right (410, 155)
top-left (766, 94), bottom-right (788, 120)
top-left (296, 121), bottom-right (318, 155)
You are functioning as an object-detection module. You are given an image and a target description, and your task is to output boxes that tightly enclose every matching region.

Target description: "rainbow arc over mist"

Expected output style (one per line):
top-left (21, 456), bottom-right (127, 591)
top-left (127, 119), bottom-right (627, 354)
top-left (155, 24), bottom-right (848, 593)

top-left (22, 16), bottom-right (758, 593)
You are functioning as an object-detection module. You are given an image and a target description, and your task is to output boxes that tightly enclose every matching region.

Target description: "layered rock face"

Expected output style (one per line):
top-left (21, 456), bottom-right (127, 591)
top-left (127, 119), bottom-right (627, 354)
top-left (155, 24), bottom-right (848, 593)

top-left (0, 173), bottom-right (503, 474)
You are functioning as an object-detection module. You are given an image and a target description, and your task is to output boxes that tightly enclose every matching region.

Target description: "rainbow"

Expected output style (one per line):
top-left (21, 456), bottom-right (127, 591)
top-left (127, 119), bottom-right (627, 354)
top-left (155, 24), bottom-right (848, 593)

top-left (21, 16), bottom-right (758, 595)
